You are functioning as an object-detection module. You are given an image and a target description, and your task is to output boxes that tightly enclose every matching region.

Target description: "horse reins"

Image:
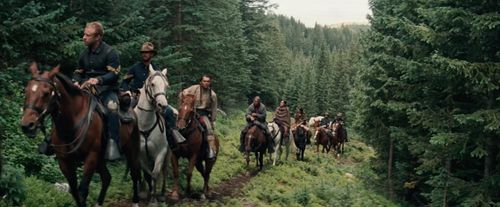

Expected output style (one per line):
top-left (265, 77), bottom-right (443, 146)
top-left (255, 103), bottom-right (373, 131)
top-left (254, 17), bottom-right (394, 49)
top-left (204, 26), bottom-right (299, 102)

top-left (23, 76), bottom-right (60, 126)
top-left (25, 75), bottom-right (95, 154)
top-left (145, 72), bottom-right (168, 105)
top-left (139, 111), bottom-right (164, 139)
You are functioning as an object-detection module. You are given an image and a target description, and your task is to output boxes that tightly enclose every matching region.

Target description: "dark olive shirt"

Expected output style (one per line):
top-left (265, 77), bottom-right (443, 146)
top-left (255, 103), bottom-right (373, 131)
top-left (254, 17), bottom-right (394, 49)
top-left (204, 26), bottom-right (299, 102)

top-left (73, 41), bottom-right (120, 87)
top-left (246, 103), bottom-right (267, 123)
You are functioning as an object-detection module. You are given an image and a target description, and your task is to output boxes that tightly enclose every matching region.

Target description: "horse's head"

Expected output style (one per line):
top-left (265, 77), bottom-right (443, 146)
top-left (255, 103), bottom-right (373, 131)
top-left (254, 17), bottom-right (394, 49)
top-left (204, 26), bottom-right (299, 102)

top-left (296, 125), bottom-right (305, 137)
top-left (20, 63), bottom-right (60, 138)
top-left (245, 126), bottom-right (259, 151)
top-left (267, 122), bottom-right (277, 136)
top-left (177, 93), bottom-right (195, 129)
top-left (143, 70), bottom-right (169, 112)
top-left (331, 122), bottom-right (342, 134)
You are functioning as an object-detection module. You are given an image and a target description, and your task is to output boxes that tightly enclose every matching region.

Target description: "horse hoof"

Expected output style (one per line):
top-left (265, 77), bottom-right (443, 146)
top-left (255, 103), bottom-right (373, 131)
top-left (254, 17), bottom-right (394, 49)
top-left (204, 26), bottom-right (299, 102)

top-left (93, 204), bottom-right (102, 207)
top-left (132, 203), bottom-right (139, 207)
top-left (200, 194), bottom-right (206, 200)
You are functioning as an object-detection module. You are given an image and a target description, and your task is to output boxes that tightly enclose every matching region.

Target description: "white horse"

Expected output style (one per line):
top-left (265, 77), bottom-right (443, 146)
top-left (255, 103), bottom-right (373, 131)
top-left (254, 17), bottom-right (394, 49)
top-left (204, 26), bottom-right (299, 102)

top-left (134, 68), bottom-right (171, 204)
top-left (267, 122), bottom-right (291, 165)
top-left (308, 116), bottom-right (324, 142)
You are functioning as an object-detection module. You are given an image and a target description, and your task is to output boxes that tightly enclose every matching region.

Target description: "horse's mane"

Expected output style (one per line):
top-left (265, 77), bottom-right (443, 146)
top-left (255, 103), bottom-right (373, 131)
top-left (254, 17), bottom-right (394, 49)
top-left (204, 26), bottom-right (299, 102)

top-left (55, 73), bottom-right (82, 95)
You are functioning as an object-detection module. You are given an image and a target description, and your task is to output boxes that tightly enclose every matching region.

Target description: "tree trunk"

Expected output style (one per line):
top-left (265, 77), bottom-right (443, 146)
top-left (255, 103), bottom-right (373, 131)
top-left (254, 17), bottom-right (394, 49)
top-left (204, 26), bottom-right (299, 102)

top-left (174, 1), bottom-right (183, 47)
top-left (442, 158), bottom-right (451, 207)
top-left (484, 136), bottom-right (492, 178)
top-left (388, 137), bottom-right (394, 200)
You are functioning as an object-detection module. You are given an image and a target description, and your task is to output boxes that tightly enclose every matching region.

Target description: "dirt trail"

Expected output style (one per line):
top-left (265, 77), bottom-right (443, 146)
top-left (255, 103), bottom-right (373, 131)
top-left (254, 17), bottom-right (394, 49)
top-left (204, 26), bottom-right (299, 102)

top-left (109, 170), bottom-right (259, 206)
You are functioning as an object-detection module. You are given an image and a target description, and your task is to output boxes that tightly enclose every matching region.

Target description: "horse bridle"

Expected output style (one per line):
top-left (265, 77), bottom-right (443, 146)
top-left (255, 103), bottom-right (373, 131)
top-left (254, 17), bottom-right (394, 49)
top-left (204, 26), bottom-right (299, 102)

top-left (23, 76), bottom-right (60, 127)
top-left (145, 72), bottom-right (168, 108)
top-left (177, 103), bottom-right (196, 132)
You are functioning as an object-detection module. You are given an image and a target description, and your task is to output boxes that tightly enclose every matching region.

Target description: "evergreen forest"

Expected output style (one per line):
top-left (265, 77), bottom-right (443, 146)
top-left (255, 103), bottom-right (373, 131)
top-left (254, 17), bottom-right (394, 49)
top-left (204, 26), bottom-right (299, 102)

top-left (0, 0), bottom-right (498, 206)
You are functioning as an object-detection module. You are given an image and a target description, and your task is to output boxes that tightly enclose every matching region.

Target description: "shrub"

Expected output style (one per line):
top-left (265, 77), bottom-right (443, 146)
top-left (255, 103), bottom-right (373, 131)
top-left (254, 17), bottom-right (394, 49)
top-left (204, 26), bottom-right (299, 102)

top-left (0, 164), bottom-right (26, 206)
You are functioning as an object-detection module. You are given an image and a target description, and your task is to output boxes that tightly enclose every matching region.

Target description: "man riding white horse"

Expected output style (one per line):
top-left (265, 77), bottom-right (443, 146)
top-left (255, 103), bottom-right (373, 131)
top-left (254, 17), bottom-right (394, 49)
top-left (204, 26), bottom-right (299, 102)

top-left (273, 100), bottom-right (291, 144)
top-left (121, 42), bottom-right (185, 149)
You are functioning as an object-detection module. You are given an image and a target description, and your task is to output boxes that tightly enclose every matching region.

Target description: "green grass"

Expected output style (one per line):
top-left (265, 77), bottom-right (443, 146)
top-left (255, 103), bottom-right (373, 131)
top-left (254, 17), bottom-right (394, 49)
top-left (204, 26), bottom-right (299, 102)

top-left (18, 111), bottom-right (399, 207)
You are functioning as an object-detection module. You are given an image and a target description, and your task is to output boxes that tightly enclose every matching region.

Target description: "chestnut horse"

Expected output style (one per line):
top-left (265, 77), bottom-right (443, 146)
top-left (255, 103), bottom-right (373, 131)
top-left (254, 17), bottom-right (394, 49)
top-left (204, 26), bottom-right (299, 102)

top-left (330, 122), bottom-right (346, 157)
top-left (244, 125), bottom-right (267, 171)
top-left (171, 94), bottom-right (219, 200)
top-left (20, 64), bottom-right (141, 207)
top-left (314, 127), bottom-right (331, 154)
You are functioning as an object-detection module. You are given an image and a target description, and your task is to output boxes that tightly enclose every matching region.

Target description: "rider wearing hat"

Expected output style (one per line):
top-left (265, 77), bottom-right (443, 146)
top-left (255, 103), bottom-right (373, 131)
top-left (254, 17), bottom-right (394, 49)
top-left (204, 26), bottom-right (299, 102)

top-left (121, 42), bottom-right (158, 99)
top-left (121, 42), bottom-right (186, 149)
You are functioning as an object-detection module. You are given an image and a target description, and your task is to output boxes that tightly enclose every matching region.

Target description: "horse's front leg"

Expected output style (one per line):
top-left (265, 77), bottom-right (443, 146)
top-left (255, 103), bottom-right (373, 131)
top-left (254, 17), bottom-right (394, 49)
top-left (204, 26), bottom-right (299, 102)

top-left (95, 161), bottom-right (111, 207)
top-left (255, 152), bottom-right (259, 168)
top-left (80, 152), bottom-right (100, 207)
top-left (170, 156), bottom-right (181, 201)
top-left (186, 155), bottom-right (197, 196)
top-left (258, 152), bottom-right (264, 171)
top-left (245, 151), bottom-right (250, 167)
top-left (58, 160), bottom-right (82, 206)
top-left (152, 148), bottom-right (168, 179)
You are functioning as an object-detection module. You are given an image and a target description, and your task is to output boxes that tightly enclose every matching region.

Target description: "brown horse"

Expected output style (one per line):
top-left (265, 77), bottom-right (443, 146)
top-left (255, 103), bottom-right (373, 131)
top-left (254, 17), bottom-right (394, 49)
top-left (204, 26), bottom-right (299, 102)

top-left (244, 124), bottom-right (267, 170)
top-left (20, 64), bottom-right (141, 207)
top-left (314, 127), bottom-right (331, 154)
top-left (171, 94), bottom-right (219, 200)
top-left (330, 122), bottom-right (346, 156)
top-left (293, 124), bottom-right (309, 161)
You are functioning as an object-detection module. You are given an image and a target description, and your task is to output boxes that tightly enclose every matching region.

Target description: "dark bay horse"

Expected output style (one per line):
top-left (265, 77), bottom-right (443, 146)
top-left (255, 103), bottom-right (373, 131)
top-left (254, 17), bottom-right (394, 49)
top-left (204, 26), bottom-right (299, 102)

top-left (244, 124), bottom-right (267, 171)
top-left (171, 94), bottom-right (219, 200)
top-left (330, 122), bottom-right (346, 157)
top-left (293, 124), bottom-right (309, 161)
top-left (20, 64), bottom-right (141, 207)
top-left (314, 127), bottom-right (331, 154)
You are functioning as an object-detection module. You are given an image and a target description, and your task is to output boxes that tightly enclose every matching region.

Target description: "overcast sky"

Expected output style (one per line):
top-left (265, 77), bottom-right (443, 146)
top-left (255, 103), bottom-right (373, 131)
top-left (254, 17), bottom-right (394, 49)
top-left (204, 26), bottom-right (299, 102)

top-left (269, 0), bottom-right (371, 27)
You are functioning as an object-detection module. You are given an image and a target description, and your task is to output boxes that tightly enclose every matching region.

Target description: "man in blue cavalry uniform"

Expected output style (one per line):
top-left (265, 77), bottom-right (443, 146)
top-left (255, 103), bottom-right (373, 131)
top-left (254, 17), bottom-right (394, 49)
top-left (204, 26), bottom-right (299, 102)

top-left (72, 21), bottom-right (122, 159)
top-left (120, 42), bottom-right (186, 149)
top-left (239, 96), bottom-right (274, 153)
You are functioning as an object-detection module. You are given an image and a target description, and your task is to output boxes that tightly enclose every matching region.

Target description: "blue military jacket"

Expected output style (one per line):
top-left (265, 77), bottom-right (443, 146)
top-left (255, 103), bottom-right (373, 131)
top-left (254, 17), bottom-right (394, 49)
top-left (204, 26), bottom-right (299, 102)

top-left (120, 62), bottom-right (159, 92)
top-left (73, 41), bottom-right (120, 88)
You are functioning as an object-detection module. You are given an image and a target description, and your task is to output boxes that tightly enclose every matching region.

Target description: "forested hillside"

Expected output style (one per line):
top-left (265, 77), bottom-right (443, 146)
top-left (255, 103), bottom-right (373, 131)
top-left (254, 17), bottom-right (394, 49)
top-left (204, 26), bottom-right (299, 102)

top-left (0, 0), bottom-right (498, 206)
top-left (0, 0), bottom-right (364, 206)
top-left (352, 0), bottom-right (500, 206)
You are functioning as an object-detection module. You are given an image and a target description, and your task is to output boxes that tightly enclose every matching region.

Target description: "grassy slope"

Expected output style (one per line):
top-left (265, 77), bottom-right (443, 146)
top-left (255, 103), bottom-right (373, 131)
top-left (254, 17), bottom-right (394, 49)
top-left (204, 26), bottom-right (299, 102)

top-left (20, 111), bottom-right (398, 207)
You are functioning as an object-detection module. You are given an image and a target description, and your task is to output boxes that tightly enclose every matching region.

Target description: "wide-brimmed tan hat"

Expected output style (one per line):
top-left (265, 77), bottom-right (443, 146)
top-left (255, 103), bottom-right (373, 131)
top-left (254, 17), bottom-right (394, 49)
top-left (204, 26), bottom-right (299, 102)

top-left (140, 42), bottom-right (155, 53)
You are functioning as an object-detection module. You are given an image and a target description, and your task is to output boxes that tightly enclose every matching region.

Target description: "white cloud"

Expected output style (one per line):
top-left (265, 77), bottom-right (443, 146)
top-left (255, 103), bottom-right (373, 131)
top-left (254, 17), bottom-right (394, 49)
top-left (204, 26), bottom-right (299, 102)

top-left (269, 0), bottom-right (371, 27)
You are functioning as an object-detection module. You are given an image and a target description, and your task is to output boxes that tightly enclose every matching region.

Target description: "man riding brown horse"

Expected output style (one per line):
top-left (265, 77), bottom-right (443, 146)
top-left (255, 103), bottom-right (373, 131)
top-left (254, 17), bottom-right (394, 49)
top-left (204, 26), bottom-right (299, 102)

top-left (38, 22), bottom-right (122, 158)
top-left (239, 96), bottom-right (274, 153)
top-left (334, 112), bottom-right (348, 142)
top-left (180, 75), bottom-right (218, 159)
top-left (294, 107), bottom-right (305, 124)
top-left (318, 112), bottom-right (334, 140)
